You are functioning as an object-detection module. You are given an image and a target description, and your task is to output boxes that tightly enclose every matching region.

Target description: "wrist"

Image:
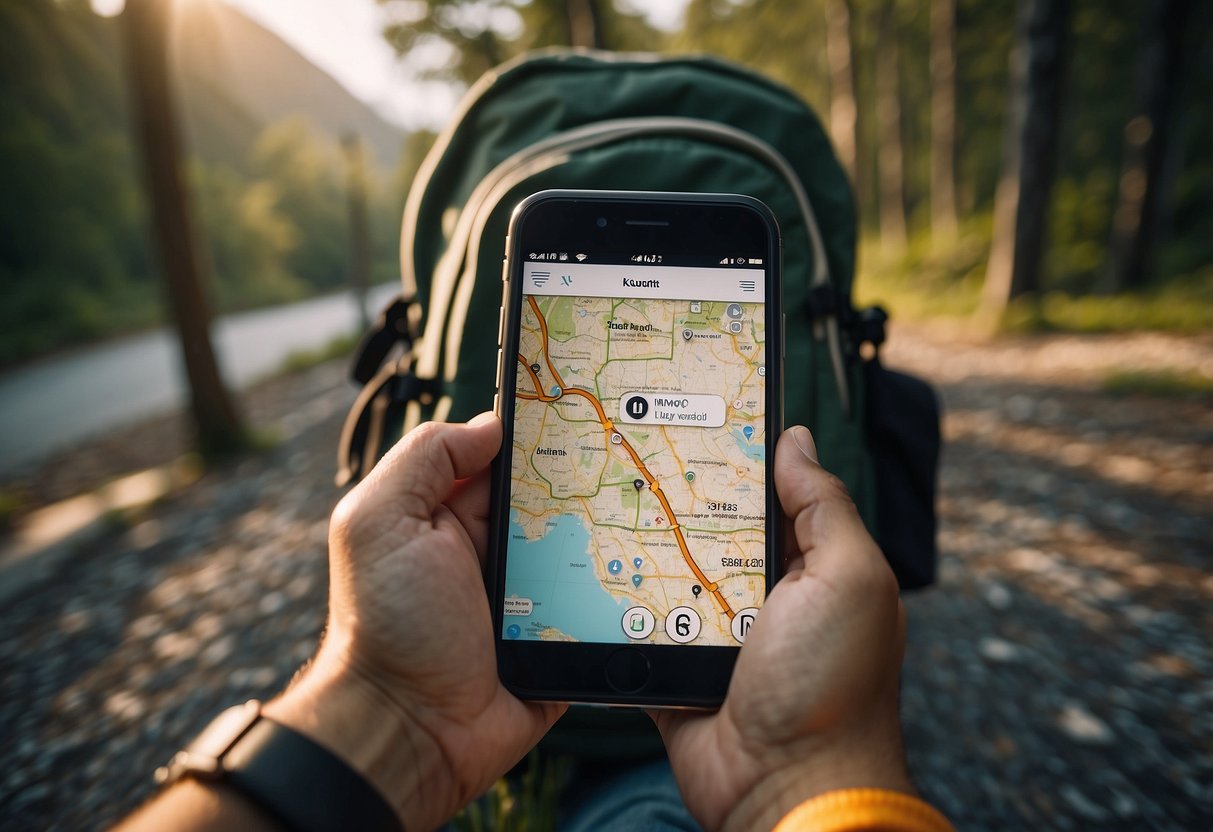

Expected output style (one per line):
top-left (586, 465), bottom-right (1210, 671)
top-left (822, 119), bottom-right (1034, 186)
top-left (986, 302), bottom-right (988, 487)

top-left (721, 732), bottom-right (915, 832)
top-left (262, 650), bottom-right (456, 830)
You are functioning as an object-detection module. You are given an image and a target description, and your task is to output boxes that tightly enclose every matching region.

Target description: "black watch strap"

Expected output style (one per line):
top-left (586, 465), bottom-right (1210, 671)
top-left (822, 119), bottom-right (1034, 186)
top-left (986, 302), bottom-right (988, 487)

top-left (159, 701), bottom-right (403, 832)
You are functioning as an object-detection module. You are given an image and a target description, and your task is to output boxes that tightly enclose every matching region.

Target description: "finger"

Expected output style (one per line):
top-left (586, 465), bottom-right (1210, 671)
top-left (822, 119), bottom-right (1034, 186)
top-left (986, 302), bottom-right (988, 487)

top-left (447, 464), bottom-right (493, 564)
top-left (774, 426), bottom-right (880, 572)
top-left (370, 413), bottom-right (502, 521)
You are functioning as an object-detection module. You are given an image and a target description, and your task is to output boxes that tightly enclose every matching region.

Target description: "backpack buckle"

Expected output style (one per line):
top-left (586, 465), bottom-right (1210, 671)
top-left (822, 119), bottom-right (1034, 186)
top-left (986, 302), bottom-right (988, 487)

top-left (856, 306), bottom-right (888, 351)
top-left (391, 372), bottom-right (442, 407)
top-left (351, 295), bottom-right (422, 384)
top-left (805, 285), bottom-right (838, 320)
top-left (336, 363), bottom-right (443, 487)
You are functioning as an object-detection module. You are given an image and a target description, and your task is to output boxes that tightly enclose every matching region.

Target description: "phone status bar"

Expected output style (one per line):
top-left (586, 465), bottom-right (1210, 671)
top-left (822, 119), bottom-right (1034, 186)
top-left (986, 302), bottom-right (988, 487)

top-left (522, 261), bottom-right (765, 303)
top-left (525, 251), bottom-right (764, 268)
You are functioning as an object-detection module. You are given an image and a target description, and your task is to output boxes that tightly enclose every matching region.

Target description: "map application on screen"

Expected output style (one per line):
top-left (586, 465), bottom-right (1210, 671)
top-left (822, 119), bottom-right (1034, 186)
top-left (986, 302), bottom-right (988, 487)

top-left (502, 260), bottom-right (768, 647)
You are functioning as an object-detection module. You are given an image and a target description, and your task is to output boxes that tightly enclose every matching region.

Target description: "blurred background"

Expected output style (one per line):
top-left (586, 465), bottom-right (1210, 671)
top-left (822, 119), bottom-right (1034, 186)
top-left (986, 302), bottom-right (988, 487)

top-left (1, 0), bottom-right (1210, 829)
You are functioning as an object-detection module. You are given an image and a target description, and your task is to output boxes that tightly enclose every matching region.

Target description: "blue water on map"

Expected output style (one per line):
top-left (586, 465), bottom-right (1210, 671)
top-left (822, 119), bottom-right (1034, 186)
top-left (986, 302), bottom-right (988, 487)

top-left (730, 428), bottom-right (766, 462)
top-left (503, 512), bottom-right (629, 643)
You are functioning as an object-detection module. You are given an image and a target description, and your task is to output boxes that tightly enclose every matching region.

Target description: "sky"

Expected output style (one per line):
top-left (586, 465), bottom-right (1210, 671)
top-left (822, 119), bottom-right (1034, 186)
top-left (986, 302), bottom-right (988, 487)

top-left (91, 0), bottom-right (690, 131)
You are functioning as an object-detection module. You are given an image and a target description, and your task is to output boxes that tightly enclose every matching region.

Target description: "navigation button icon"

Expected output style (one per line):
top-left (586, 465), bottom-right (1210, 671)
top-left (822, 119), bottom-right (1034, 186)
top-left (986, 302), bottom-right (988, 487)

top-left (624, 395), bottom-right (649, 420)
top-left (731, 607), bottom-right (760, 643)
top-left (622, 606), bottom-right (655, 640)
top-left (665, 606), bottom-right (702, 644)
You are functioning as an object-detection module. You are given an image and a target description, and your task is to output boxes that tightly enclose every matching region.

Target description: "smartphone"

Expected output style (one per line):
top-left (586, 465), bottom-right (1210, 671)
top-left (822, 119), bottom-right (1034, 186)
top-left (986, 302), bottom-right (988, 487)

top-left (487, 190), bottom-right (782, 708)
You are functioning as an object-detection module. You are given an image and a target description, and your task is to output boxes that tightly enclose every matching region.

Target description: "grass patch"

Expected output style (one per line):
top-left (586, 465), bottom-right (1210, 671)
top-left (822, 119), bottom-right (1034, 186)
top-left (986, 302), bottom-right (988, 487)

top-left (1101, 369), bottom-right (1213, 399)
top-left (854, 220), bottom-right (992, 323)
top-left (1002, 272), bottom-right (1213, 334)
top-left (451, 751), bottom-right (567, 832)
top-left (0, 488), bottom-right (30, 534)
top-left (855, 224), bottom-right (1213, 335)
top-left (277, 333), bottom-right (360, 375)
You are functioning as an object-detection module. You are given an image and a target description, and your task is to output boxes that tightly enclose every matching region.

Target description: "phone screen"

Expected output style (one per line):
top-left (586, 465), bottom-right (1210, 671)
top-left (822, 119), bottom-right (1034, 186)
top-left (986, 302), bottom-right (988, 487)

top-left (502, 255), bottom-right (769, 648)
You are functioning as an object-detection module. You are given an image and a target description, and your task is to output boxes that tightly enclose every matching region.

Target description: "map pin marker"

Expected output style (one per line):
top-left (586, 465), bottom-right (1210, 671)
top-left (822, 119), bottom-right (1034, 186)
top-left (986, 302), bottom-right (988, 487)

top-left (692, 584), bottom-right (701, 598)
top-left (743, 425), bottom-right (754, 440)
top-left (633, 478), bottom-right (644, 490)
top-left (530, 363), bottom-right (540, 373)
top-left (633, 557), bottom-right (643, 569)
top-left (682, 328), bottom-right (693, 341)
top-left (632, 574), bottom-right (643, 588)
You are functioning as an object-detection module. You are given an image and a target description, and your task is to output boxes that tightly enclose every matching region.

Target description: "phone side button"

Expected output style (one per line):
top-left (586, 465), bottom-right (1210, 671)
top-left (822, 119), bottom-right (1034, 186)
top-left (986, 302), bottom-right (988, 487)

top-left (495, 349), bottom-right (503, 387)
top-left (501, 258), bottom-right (509, 283)
top-left (492, 393), bottom-right (500, 416)
top-left (604, 647), bottom-right (650, 694)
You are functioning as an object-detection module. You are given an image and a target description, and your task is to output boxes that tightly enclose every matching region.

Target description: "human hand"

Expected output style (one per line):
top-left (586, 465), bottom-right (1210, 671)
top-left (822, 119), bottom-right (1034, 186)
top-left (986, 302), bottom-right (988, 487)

top-left (653, 425), bottom-right (912, 831)
top-left (263, 414), bottom-right (566, 829)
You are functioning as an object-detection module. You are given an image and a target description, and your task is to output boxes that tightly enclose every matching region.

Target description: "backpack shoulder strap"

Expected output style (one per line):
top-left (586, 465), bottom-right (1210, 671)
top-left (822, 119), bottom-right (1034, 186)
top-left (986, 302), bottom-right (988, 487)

top-left (335, 293), bottom-right (426, 485)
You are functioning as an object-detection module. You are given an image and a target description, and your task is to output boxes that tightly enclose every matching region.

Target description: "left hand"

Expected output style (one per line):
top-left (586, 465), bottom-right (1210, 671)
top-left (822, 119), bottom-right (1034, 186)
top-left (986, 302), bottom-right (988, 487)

top-left (265, 414), bottom-right (566, 829)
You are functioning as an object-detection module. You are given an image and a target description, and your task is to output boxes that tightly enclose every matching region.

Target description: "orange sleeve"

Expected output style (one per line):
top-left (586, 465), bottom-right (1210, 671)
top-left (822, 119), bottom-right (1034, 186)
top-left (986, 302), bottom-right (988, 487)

top-left (772, 788), bottom-right (955, 832)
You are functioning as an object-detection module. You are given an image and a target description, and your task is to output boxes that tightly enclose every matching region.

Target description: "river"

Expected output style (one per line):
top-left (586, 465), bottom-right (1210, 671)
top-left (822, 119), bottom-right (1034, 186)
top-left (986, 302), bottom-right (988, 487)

top-left (0, 284), bottom-right (399, 472)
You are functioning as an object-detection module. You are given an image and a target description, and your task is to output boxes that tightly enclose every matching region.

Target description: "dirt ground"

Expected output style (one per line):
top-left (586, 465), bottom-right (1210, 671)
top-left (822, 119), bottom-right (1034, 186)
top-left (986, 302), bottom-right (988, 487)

top-left (1, 325), bottom-right (1210, 830)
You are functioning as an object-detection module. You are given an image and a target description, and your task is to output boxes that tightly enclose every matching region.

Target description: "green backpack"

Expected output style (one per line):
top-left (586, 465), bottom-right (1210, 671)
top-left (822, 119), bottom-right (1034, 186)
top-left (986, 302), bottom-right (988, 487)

top-left (339, 49), bottom-right (938, 592)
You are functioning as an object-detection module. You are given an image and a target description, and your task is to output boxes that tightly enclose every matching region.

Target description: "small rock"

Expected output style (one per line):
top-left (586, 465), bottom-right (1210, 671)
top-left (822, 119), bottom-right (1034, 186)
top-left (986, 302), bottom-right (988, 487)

top-left (1060, 785), bottom-right (1108, 821)
top-left (258, 591), bottom-right (286, 616)
top-left (199, 635), bottom-right (236, 667)
top-left (1109, 788), bottom-right (1138, 818)
top-left (982, 582), bottom-right (1013, 610)
top-left (104, 690), bottom-right (145, 722)
top-left (978, 636), bottom-right (1020, 663)
top-left (1057, 703), bottom-right (1115, 745)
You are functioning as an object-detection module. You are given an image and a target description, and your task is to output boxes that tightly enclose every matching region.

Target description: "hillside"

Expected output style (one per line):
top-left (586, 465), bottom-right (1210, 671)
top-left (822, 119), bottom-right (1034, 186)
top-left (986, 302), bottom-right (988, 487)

top-left (173, 0), bottom-right (405, 170)
top-left (0, 0), bottom-right (408, 366)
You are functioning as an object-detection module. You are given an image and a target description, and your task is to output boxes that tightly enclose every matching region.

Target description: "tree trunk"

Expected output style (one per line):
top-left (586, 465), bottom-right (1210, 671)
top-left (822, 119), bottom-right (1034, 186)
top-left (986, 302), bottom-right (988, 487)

top-left (980, 0), bottom-right (1072, 321)
top-left (825, 0), bottom-right (859, 190)
top-left (341, 133), bottom-right (372, 331)
top-left (876, 0), bottom-right (907, 252)
top-left (565, 0), bottom-right (603, 49)
top-left (1099, 0), bottom-right (1192, 293)
top-left (930, 0), bottom-right (959, 239)
top-left (122, 0), bottom-right (248, 460)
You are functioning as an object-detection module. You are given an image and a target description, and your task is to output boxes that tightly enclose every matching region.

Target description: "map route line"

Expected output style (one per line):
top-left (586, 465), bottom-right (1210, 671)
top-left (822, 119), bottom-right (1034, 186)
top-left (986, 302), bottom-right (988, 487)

top-left (520, 297), bottom-right (736, 621)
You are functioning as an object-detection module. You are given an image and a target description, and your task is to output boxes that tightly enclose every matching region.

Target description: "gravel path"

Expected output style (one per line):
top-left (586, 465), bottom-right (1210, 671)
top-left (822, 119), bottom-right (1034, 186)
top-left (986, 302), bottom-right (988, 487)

top-left (1, 328), bottom-right (1210, 830)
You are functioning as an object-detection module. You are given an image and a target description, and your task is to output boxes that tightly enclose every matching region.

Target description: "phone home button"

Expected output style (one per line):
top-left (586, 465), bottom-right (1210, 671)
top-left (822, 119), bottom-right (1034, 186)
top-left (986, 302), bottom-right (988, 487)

top-left (604, 648), bottom-right (650, 694)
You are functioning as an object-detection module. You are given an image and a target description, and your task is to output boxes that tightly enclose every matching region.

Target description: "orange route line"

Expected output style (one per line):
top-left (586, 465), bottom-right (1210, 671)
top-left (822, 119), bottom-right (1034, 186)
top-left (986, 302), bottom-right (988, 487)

top-left (528, 297), bottom-right (567, 389)
top-left (518, 297), bottom-right (735, 620)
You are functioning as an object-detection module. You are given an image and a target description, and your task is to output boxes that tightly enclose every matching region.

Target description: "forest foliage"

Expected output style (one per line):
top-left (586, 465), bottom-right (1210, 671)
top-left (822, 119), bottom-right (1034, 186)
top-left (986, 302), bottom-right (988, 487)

top-left (3, 0), bottom-right (1211, 370)
top-left (381, 0), bottom-right (1213, 330)
top-left (0, 0), bottom-right (423, 367)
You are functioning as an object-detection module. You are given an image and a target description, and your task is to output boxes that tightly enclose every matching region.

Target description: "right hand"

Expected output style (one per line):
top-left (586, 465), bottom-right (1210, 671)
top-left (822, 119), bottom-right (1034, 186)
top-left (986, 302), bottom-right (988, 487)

top-left (653, 425), bottom-right (913, 831)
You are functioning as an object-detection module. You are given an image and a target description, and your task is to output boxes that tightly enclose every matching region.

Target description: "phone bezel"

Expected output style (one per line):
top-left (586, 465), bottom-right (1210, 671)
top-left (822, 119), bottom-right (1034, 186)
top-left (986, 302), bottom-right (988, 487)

top-left (488, 190), bottom-right (783, 708)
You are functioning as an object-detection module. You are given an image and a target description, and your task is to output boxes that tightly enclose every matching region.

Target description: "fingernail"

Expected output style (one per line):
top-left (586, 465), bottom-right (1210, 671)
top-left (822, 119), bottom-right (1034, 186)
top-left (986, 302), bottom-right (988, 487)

top-left (790, 426), bottom-right (818, 463)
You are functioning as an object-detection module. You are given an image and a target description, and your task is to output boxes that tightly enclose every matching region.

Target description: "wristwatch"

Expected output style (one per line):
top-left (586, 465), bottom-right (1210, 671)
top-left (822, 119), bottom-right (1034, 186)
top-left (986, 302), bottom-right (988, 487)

top-left (156, 700), bottom-right (403, 832)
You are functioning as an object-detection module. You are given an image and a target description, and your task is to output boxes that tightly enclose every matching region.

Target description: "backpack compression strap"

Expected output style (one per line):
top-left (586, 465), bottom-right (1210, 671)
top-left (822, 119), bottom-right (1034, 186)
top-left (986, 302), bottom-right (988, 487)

top-left (335, 294), bottom-right (428, 486)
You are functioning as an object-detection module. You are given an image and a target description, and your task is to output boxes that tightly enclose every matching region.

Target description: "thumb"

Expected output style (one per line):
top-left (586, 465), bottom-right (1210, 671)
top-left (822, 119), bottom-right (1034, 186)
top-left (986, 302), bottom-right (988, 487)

top-left (774, 426), bottom-right (879, 574)
top-left (361, 413), bottom-right (502, 521)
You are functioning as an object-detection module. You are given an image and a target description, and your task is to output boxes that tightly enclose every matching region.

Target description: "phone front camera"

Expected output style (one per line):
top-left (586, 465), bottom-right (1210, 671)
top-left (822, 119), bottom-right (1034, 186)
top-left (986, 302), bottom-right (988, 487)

top-left (596, 217), bottom-right (608, 228)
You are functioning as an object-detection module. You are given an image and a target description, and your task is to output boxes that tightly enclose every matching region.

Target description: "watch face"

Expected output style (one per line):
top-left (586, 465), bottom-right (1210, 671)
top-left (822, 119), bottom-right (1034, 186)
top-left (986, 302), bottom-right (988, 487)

top-left (189, 700), bottom-right (262, 758)
top-left (157, 700), bottom-right (262, 783)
